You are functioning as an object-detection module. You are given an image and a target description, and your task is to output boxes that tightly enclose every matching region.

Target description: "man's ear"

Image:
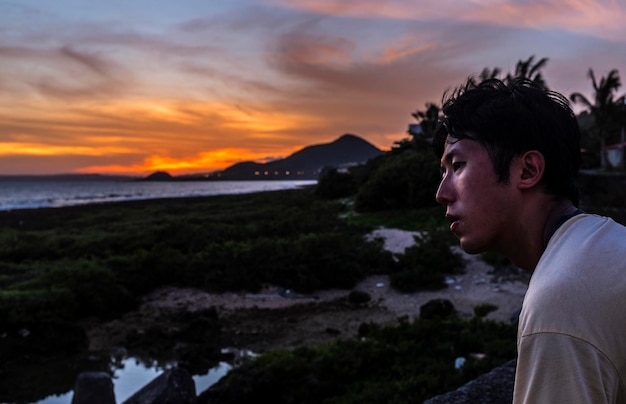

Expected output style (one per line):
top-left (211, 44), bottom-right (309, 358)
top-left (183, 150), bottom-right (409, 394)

top-left (516, 150), bottom-right (545, 189)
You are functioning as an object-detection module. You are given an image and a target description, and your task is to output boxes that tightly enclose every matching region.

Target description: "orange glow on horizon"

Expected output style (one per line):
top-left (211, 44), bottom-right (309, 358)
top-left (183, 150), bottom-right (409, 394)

top-left (76, 146), bottom-right (298, 176)
top-left (0, 142), bottom-right (132, 156)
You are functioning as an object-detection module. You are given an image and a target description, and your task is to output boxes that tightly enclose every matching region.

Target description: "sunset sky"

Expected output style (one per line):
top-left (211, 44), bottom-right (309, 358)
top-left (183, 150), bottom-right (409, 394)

top-left (1, 0), bottom-right (626, 176)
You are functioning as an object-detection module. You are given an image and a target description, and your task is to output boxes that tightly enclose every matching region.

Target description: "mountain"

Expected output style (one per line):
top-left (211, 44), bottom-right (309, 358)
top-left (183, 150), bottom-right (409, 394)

top-left (216, 134), bottom-right (383, 180)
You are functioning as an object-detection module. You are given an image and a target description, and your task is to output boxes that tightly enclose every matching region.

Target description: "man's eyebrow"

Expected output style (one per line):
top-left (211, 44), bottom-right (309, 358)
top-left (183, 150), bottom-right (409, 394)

top-left (441, 149), bottom-right (459, 165)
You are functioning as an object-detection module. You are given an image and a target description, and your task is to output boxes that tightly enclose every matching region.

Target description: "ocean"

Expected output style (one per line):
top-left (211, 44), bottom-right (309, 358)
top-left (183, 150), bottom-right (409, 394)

top-left (0, 179), bottom-right (317, 211)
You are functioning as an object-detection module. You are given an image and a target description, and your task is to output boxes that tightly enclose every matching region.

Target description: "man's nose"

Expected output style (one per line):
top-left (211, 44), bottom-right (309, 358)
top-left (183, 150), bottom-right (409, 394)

top-left (435, 178), bottom-right (452, 206)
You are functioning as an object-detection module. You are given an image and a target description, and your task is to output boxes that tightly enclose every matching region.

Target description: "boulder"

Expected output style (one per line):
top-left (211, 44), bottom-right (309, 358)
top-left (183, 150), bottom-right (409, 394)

top-left (71, 372), bottom-right (115, 404)
top-left (122, 367), bottom-right (196, 404)
top-left (419, 298), bottom-right (456, 319)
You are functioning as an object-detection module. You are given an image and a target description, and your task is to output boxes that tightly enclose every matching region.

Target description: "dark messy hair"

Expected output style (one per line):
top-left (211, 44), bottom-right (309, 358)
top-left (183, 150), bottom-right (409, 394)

top-left (434, 77), bottom-right (582, 206)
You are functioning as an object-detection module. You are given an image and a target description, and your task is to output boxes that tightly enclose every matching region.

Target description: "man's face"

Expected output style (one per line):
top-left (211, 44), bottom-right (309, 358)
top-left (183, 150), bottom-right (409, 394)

top-left (435, 137), bottom-right (518, 255)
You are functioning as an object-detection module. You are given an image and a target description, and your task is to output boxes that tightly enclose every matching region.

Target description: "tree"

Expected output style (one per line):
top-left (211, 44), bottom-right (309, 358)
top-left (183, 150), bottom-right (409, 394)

top-left (410, 102), bottom-right (441, 149)
top-left (470, 56), bottom-right (549, 88)
top-left (479, 66), bottom-right (502, 81)
top-left (570, 69), bottom-right (626, 168)
top-left (354, 149), bottom-right (440, 211)
top-left (505, 56), bottom-right (549, 88)
top-left (468, 67), bottom-right (502, 86)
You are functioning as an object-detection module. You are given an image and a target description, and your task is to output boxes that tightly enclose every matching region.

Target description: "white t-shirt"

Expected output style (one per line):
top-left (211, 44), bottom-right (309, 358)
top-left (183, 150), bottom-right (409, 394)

top-left (514, 214), bottom-right (626, 403)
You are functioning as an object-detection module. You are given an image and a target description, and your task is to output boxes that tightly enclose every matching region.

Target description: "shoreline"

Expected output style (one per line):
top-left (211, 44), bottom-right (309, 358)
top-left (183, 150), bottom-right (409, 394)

top-left (0, 179), bottom-right (317, 213)
top-left (0, 186), bottom-right (313, 228)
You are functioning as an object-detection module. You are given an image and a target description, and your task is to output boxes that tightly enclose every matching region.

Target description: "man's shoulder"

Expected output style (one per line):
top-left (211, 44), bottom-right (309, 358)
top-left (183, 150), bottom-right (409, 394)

top-left (552, 213), bottom-right (626, 250)
top-left (522, 213), bottom-right (626, 339)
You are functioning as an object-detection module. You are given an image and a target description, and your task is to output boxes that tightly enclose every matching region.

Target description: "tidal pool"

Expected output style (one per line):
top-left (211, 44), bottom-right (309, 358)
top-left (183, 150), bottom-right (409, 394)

top-left (33, 357), bottom-right (231, 404)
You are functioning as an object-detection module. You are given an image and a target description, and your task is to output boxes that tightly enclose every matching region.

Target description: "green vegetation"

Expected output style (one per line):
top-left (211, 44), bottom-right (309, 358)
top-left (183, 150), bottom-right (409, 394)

top-left (354, 148), bottom-right (441, 211)
top-left (203, 316), bottom-right (517, 403)
top-left (0, 182), bottom-right (504, 402)
top-left (390, 229), bottom-right (465, 292)
top-left (346, 205), bottom-right (446, 232)
top-left (0, 183), bottom-right (463, 329)
top-left (474, 303), bottom-right (499, 318)
top-left (0, 189), bottom-right (402, 327)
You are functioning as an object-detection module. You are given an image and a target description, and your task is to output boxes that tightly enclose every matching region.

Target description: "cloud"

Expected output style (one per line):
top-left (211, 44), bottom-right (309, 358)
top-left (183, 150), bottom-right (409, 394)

top-left (0, 44), bottom-right (131, 101)
top-left (76, 147), bottom-right (277, 175)
top-left (1, 0), bottom-right (626, 175)
top-left (270, 0), bottom-right (626, 40)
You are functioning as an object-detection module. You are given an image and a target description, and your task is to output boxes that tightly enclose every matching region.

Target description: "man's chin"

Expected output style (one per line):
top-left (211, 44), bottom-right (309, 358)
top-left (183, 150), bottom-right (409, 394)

top-left (459, 239), bottom-right (485, 255)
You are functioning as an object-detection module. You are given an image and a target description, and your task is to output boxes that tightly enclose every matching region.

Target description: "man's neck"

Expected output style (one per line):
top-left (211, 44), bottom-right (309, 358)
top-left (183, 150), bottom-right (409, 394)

top-left (505, 198), bottom-right (578, 272)
top-left (541, 199), bottom-right (579, 250)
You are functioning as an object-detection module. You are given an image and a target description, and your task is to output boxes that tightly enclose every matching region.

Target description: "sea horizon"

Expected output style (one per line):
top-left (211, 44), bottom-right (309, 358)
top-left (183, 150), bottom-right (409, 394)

top-left (0, 179), bottom-right (317, 212)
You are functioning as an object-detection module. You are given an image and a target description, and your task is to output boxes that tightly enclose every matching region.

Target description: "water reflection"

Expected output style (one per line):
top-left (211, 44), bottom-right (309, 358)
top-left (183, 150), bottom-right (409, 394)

top-left (33, 357), bottom-right (231, 404)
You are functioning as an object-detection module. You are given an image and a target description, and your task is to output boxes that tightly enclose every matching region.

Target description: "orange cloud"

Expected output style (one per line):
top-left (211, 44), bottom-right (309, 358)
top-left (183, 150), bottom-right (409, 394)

top-left (0, 142), bottom-right (132, 156)
top-left (377, 39), bottom-right (437, 64)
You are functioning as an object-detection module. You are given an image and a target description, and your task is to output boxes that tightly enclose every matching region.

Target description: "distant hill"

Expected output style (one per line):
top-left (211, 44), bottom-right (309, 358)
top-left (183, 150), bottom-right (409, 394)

top-left (215, 134), bottom-right (383, 180)
top-left (141, 171), bottom-right (174, 181)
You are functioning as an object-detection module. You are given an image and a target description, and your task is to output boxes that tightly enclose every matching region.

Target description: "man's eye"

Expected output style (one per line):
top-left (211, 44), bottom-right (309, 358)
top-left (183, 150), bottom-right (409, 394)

top-left (452, 162), bottom-right (464, 171)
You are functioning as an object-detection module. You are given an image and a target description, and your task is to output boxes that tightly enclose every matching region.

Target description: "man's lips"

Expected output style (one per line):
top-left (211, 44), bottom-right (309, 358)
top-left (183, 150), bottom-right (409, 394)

top-left (445, 214), bottom-right (461, 233)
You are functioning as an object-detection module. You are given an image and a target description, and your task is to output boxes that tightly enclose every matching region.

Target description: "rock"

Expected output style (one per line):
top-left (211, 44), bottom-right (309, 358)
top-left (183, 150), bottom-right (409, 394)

top-left (419, 298), bottom-right (456, 319)
top-left (424, 359), bottom-right (516, 403)
top-left (123, 367), bottom-right (196, 404)
top-left (357, 322), bottom-right (372, 337)
top-left (71, 372), bottom-right (115, 404)
top-left (325, 327), bottom-right (341, 335)
top-left (348, 290), bottom-right (371, 304)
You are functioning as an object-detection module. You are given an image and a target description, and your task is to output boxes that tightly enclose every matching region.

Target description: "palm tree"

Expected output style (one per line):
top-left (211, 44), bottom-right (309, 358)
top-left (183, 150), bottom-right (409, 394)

top-left (468, 67), bottom-right (502, 86)
top-left (410, 103), bottom-right (441, 149)
top-left (471, 56), bottom-right (549, 88)
top-left (505, 56), bottom-right (549, 88)
top-left (570, 69), bottom-right (625, 168)
top-left (479, 67), bottom-right (502, 81)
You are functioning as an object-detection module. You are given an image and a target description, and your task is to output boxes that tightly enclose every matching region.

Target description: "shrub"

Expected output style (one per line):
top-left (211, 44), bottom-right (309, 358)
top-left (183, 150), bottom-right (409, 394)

top-left (0, 288), bottom-right (75, 327)
top-left (355, 150), bottom-right (440, 212)
top-left (5, 260), bottom-right (136, 322)
top-left (203, 316), bottom-right (517, 403)
top-left (316, 168), bottom-right (358, 199)
top-left (419, 299), bottom-right (457, 319)
top-left (391, 230), bottom-right (464, 292)
top-left (474, 303), bottom-right (499, 318)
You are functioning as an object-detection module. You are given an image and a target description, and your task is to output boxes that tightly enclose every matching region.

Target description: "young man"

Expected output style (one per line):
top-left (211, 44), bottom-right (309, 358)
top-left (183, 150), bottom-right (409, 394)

top-left (434, 78), bottom-right (626, 403)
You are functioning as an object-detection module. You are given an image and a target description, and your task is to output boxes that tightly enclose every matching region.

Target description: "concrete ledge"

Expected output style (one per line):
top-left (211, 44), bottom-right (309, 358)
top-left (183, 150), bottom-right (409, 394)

top-left (424, 359), bottom-right (516, 404)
